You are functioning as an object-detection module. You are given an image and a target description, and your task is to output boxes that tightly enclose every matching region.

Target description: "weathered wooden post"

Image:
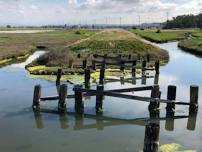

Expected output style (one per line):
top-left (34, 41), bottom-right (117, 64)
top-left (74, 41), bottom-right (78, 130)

top-left (58, 84), bottom-right (67, 112)
top-left (166, 85), bottom-right (176, 112)
top-left (154, 74), bottom-right (159, 85)
top-left (84, 68), bottom-right (90, 88)
top-left (92, 60), bottom-right (96, 70)
top-left (120, 61), bottom-right (125, 72)
top-left (99, 68), bottom-right (105, 85)
top-left (132, 60), bottom-right (137, 67)
top-left (149, 85), bottom-right (160, 112)
top-left (155, 61), bottom-right (160, 74)
top-left (132, 77), bottom-right (136, 85)
top-left (142, 75), bottom-right (147, 85)
top-left (165, 111), bottom-right (175, 131)
top-left (137, 54), bottom-right (141, 61)
top-left (146, 54), bottom-right (150, 62)
top-left (82, 60), bottom-right (87, 69)
top-left (189, 85), bottom-right (199, 112)
top-left (142, 60), bottom-right (147, 72)
top-left (132, 66), bottom-right (136, 77)
top-left (96, 85), bottom-right (104, 112)
top-left (120, 76), bottom-right (125, 85)
top-left (128, 54), bottom-right (132, 60)
top-left (74, 85), bottom-right (84, 114)
top-left (56, 69), bottom-right (62, 85)
top-left (143, 123), bottom-right (160, 152)
top-left (32, 85), bottom-right (41, 110)
top-left (187, 111), bottom-right (198, 130)
top-left (77, 53), bottom-right (81, 58)
top-left (68, 59), bottom-right (73, 69)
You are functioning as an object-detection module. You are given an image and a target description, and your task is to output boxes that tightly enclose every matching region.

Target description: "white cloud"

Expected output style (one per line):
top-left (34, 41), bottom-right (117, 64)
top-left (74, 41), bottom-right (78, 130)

top-left (0, 0), bottom-right (201, 25)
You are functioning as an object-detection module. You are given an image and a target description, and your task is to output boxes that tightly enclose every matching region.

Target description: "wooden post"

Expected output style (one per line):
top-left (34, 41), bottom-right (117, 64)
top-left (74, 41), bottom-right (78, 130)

top-left (68, 59), bottom-right (73, 69)
top-left (32, 85), bottom-right (41, 110)
top-left (142, 60), bottom-right (146, 72)
top-left (74, 85), bottom-right (84, 114)
top-left (84, 68), bottom-right (90, 88)
top-left (92, 60), bottom-right (96, 70)
top-left (128, 54), bottom-right (132, 60)
top-left (146, 54), bottom-right (150, 62)
top-left (154, 74), bottom-right (159, 85)
top-left (132, 60), bottom-right (137, 67)
top-left (58, 84), bottom-right (67, 112)
top-left (120, 61), bottom-right (125, 72)
top-left (166, 85), bottom-right (176, 112)
top-left (132, 77), bottom-right (136, 85)
top-left (82, 60), bottom-right (87, 69)
top-left (77, 53), bottom-right (81, 58)
top-left (187, 111), bottom-right (198, 130)
top-left (96, 85), bottom-right (104, 112)
top-left (137, 54), bottom-right (141, 61)
top-left (141, 75), bottom-right (146, 85)
top-left (56, 69), bottom-right (62, 85)
top-left (143, 123), bottom-right (160, 152)
top-left (99, 68), bottom-right (105, 85)
top-left (155, 61), bottom-right (160, 74)
top-left (165, 111), bottom-right (175, 131)
top-left (189, 85), bottom-right (199, 112)
top-left (132, 66), bottom-right (136, 77)
top-left (120, 76), bottom-right (125, 85)
top-left (149, 85), bottom-right (160, 112)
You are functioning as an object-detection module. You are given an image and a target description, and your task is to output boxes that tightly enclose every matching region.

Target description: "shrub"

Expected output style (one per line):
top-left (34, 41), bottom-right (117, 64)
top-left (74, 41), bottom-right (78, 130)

top-left (156, 29), bottom-right (161, 33)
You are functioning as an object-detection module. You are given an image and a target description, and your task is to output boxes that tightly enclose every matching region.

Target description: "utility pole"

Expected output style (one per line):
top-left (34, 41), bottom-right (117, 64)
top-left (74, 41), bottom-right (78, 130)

top-left (166, 12), bottom-right (169, 21)
top-left (138, 15), bottom-right (141, 26)
top-left (120, 16), bottom-right (122, 28)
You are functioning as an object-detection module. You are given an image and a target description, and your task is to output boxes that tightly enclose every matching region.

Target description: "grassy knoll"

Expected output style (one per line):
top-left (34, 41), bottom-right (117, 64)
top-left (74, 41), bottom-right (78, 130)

top-left (26, 29), bottom-right (169, 76)
top-left (28, 29), bottom-right (169, 74)
top-left (0, 29), bottom-right (98, 66)
top-left (131, 29), bottom-right (193, 43)
top-left (178, 30), bottom-right (202, 55)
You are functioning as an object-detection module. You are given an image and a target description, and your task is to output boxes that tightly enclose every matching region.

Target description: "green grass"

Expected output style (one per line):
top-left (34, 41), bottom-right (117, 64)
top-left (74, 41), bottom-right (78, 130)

top-left (27, 29), bottom-right (169, 75)
top-left (178, 30), bottom-right (202, 55)
top-left (0, 29), bottom-right (98, 66)
top-left (130, 29), bottom-right (193, 43)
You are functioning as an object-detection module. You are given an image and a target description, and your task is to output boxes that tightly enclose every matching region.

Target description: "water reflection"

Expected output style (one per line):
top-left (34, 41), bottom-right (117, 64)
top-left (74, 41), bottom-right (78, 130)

top-left (33, 109), bottom-right (198, 152)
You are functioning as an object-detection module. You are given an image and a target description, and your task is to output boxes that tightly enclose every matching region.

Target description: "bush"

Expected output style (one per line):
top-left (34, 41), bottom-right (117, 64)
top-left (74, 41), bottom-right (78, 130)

top-left (156, 29), bottom-right (161, 33)
top-left (75, 29), bottom-right (86, 35)
top-left (6, 25), bottom-right (11, 28)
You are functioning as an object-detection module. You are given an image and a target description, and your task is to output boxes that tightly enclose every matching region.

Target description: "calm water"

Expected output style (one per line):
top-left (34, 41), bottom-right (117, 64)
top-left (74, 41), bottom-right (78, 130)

top-left (0, 42), bottom-right (202, 152)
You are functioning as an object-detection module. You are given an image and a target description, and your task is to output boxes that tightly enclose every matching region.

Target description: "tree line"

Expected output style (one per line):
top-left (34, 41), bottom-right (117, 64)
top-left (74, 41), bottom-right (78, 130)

top-left (164, 13), bottom-right (202, 29)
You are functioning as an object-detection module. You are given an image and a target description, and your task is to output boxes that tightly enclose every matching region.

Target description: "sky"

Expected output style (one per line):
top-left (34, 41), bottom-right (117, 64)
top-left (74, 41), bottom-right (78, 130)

top-left (0, 0), bottom-right (201, 26)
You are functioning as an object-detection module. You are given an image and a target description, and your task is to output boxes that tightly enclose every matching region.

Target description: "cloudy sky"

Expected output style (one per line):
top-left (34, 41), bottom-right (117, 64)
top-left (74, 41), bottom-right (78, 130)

top-left (0, 0), bottom-right (201, 26)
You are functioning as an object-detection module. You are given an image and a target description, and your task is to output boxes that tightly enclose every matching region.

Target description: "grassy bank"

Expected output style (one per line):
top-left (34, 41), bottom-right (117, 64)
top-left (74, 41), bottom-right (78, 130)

top-left (0, 29), bottom-right (98, 66)
top-left (130, 29), bottom-right (193, 43)
top-left (26, 29), bottom-right (169, 75)
top-left (178, 30), bottom-right (202, 56)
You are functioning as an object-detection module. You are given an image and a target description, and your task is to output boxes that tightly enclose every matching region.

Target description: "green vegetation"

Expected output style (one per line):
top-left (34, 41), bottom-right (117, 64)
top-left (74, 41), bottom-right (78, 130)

top-left (131, 29), bottom-right (192, 43)
top-left (28, 29), bottom-right (168, 74)
top-left (178, 30), bottom-right (202, 55)
top-left (0, 29), bottom-right (98, 66)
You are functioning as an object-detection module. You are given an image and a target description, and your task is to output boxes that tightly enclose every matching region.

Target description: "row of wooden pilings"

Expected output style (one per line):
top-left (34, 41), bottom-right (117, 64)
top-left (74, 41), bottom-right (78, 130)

top-left (56, 60), bottom-right (160, 87)
top-left (33, 83), bottom-right (199, 114)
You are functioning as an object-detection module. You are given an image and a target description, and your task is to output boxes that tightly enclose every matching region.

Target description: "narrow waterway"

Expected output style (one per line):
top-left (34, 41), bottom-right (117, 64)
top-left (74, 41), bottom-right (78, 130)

top-left (0, 43), bottom-right (201, 152)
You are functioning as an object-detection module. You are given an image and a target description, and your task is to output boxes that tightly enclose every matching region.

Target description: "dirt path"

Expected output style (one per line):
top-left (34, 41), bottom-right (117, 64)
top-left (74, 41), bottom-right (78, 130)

top-left (66, 30), bottom-right (107, 48)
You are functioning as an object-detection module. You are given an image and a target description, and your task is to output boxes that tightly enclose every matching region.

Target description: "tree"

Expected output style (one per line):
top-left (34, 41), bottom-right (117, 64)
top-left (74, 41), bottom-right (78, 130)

top-left (6, 25), bottom-right (11, 28)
